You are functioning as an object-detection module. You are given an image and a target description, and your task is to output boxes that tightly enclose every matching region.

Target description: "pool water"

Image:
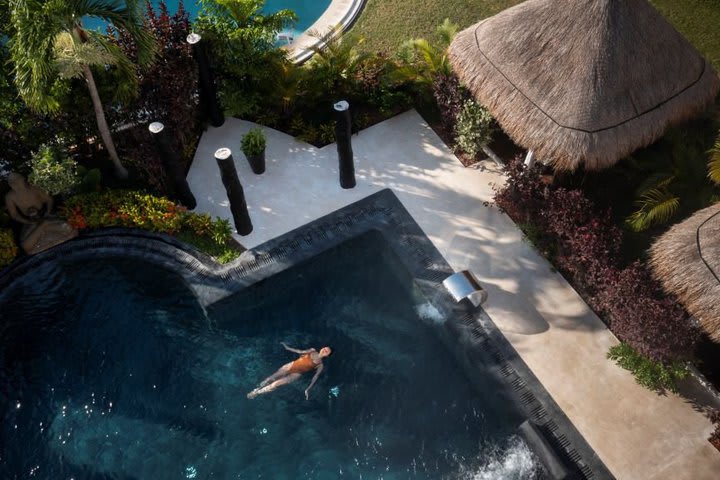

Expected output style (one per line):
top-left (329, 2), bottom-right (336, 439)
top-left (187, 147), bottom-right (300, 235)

top-left (0, 233), bottom-right (544, 479)
top-left (82, 0), bottom-right (330, 43)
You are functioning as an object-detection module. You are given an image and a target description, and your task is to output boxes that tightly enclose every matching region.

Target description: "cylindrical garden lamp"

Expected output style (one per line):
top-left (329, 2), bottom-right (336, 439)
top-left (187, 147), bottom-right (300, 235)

top-left (334, 100), bottom-right (355, 189)
top-left (187, 33), bottom-right (224, 128)
top-left (214, 148), bottom-right (253, 235)
top-left (149, 121), bottom-right (197, 209)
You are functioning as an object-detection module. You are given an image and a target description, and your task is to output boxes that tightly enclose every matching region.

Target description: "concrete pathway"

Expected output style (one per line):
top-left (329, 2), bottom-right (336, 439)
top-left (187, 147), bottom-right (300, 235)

top-left (188, 110), bottom-right (720, 479)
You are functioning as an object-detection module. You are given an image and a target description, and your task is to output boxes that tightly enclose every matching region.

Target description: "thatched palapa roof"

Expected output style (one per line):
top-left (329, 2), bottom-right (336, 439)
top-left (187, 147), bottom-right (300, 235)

top-left (448, 0), bottom-right (719, 171)
top-left (650, 204), bottom-right (720, 341)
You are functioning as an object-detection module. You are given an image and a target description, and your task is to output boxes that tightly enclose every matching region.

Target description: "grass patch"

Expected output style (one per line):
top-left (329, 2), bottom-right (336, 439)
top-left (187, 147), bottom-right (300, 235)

top-left (352, 0), bottom-right (720, 71)
top-left (175, 231), bottom-right (243, 264)
top-left (650, 0), bottom-right (720, 70)
top-left (350, 0), bottom-right (523, 53)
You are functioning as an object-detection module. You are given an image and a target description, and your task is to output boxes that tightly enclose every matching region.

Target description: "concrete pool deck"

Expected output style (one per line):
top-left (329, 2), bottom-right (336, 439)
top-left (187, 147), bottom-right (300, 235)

top-left (188, 110), bottom-right (720, 479)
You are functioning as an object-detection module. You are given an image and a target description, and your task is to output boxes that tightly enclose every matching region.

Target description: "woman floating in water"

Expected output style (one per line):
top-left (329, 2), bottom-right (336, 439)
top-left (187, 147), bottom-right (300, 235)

top-left (247, 343), bottom-right (332, 400)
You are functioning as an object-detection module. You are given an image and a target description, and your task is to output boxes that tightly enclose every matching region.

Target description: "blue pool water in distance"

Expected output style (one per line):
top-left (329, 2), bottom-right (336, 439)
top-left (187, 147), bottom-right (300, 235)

top-left (0, 233), bottom-right (543, 479)
top-left (83, 0), bottom-right (330, 41)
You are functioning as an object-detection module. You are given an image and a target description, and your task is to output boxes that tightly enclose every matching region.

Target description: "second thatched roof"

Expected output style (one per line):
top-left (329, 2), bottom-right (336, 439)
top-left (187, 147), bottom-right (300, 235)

top-left (448, 0), bottom-right (719, 171)
top-left (650, 203), bottom-right (720, 341)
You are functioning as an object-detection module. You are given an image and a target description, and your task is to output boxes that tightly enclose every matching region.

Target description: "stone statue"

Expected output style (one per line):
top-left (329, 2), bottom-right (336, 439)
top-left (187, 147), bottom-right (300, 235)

top-left (4, 172), bottom-right (78, 255)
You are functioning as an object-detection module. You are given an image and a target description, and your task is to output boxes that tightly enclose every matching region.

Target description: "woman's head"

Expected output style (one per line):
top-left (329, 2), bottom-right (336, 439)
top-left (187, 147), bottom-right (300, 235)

top-left (319, 346), bottom-right (333, 358)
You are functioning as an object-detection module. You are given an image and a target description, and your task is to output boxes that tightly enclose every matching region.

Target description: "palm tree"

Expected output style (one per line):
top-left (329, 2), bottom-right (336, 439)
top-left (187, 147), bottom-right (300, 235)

top-left (9, 0), bottom-right (155, 179)
top-left (305, 25), bottom-right (368, 99)
top-left (392, 18), bottom-right (458, 87)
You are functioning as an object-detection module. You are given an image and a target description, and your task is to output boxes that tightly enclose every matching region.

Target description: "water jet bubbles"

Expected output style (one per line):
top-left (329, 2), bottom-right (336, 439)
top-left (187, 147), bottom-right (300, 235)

top-left (184, 465), bottom-right (198, 479)
top-left (15, 401), bottom-right (21, 409)
top-left (329, 386), bottom-right (340, 397)
top-left (260, 427), bottom-right (268, 435)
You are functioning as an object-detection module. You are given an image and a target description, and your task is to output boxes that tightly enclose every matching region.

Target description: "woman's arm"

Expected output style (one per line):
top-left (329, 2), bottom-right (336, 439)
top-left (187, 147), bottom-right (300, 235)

top-left (304, 364), bottom-right (324, 400)
top-left (281, 342), bottom-right (315, 354)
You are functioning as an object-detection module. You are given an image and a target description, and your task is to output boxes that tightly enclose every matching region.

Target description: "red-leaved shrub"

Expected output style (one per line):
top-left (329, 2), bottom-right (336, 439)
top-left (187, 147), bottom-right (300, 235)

top-left (494, 156), bottom-right (700, 363)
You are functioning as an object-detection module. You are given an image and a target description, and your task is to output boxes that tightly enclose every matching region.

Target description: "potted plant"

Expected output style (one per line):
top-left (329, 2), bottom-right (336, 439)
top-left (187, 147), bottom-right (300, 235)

top-left (241, 128), bottom-right (267, 174)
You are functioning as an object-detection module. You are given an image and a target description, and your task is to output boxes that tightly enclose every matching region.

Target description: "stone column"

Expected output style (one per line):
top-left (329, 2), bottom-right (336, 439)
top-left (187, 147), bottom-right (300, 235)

top-left (334, 100), bottom-right (356, 189)
top-left (214, 148), bottom-right (253, 235)
top-left (187, 33), bottom-right (224, 128)
top-left (149, 122), bottom-right (197, 210)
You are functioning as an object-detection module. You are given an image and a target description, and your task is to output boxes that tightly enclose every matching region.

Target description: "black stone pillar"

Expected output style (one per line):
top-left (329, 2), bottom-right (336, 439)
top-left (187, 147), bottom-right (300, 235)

top-left (334, 100), bottom-right (355, 189)
top-left (214, 148), bottom-right (253, 235)
top-left (149, 122), bottom-right (197, 210)
top-left (187, 33), bottom-right (224, 128)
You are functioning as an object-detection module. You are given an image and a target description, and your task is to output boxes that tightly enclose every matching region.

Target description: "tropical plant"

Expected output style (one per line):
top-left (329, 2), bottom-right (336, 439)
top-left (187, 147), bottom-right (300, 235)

top-left (27, 144), bottom-right (80, 196)
top-left (110, 1), bottom-right (200, 192)
top-left (267, 58), bottom-right (305, 117)
top-left (626, 128), bottom-right (719, 232)
top-left (432, 72), bottom-right (469, 133)
top-left (454, 100), bottom-right (495, 158)
top-left (241, 128), bottom-right (266, 156)
top-left (8, 0), bottom-right (156, 179)
top-left (607, 342), bottom-right (689, 393)
top-left (305, 25), bottom-right (369, 101)
top-left (393, 18), bottom-right (458, 89)
top-left (195, 0), bottom-right (296, 117)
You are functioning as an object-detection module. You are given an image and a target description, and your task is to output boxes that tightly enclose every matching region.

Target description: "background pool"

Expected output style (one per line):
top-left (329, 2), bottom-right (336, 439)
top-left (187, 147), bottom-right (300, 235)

top-left (83, 0), bottom-right (331, 42)
top-left (0, 232), bottom-right (544, 479)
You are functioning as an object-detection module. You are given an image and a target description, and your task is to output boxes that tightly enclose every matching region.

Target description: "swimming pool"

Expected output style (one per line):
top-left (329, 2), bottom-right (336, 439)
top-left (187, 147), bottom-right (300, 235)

top-left (83, 0), bottom-right (331, 43)
top-left (0, 190), bottom-right (611, 479)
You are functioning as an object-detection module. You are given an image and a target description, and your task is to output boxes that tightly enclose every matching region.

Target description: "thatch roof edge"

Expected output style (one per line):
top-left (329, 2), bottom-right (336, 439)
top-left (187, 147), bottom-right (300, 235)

top-left (649, 203), bottom-right (720, 341)
top-left (448, 25), bottom-right (720, 171)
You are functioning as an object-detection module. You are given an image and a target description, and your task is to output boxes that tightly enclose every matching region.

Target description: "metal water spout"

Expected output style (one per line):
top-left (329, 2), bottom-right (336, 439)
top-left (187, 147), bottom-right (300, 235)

top-left (442, 270), bottom-right (487, 307)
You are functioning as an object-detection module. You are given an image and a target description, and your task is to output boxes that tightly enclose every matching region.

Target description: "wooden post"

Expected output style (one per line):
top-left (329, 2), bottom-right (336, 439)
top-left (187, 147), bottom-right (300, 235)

top-left (214, 148), bottom-right (253, 235)
top-left (334, 100), bottom-right (356, 189)
top-left (187, 33), bottom-right (224, 128)
top-left (149, 122), bottom-right (197, 210)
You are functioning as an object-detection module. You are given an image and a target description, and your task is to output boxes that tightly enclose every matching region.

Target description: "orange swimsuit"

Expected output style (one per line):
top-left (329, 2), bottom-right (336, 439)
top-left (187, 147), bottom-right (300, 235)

top-left (288, 353), bottom-right (318, 374)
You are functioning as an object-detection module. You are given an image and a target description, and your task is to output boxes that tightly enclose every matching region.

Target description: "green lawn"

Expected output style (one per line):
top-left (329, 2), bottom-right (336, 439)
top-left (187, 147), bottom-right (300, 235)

top-left (351, 0), bottom-right (720, 69)
top-left (349, 0), bottom-right (524, 53)
top-left (650, 0), bottom-right (720, 70)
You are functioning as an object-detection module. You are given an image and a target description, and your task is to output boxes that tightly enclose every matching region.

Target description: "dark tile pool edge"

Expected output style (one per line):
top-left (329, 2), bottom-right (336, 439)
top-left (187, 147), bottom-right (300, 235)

top-left (0, 189), bottom-right (614, 479)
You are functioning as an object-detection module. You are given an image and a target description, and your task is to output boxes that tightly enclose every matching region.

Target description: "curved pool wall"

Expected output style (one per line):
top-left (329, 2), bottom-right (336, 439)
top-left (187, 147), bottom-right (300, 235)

top-left (81, 0), bottom-right (364, 62)
top-left (0, 189), bottom-right (612, 479)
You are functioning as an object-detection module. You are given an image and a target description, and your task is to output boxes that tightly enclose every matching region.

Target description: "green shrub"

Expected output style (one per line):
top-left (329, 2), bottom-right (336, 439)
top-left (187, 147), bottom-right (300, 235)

top-left (28, 145), bottom-right (80, 196)
top-left (607, 343), bottom-right (689, 393)
top-left (0, 229), bottom-right (18, 267)
top-left (454, 100), bottom-right (495, 158)
top-left (241, 128), bottom-right (267, 156)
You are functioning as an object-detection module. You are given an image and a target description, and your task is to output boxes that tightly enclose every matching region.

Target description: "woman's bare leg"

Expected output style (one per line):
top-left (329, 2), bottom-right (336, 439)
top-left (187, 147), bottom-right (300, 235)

top-left (258, 363), bottom-right (293, 387)
top-left (247, 373), bottom-right (301, 399)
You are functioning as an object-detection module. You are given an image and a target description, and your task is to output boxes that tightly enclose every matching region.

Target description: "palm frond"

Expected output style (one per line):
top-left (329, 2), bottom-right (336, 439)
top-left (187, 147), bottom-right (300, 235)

top-left (436, 18), bottom-right (458, 48)
top-left (708, 135), bottom-right (720, 186)
top-left (87, 30), bottom-right (139, 103)
top-left (626, 188), bottom-right (680, 232)
top-left (53, 31), bottom-right (116, 79)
